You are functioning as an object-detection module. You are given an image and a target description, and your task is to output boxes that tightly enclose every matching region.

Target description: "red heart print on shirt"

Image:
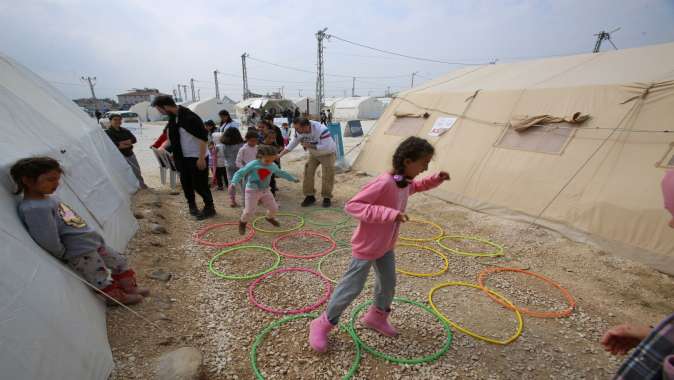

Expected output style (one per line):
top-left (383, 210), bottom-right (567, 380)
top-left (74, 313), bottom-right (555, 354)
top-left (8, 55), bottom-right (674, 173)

top-left (257, 168), bottom-right (271, 181)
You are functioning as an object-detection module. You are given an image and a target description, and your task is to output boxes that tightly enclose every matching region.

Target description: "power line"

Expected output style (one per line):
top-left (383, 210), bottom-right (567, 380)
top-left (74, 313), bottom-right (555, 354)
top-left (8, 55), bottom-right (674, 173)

top-left (326, 33), bottom-right (490, 66)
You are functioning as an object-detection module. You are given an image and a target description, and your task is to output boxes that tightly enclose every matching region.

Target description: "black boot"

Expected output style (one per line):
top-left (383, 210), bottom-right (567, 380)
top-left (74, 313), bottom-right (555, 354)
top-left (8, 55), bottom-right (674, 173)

top-left (301, 195), bottom-right (316, 207)
top-left (322, 198), bottom-right (332, 208)
top-left (196, 204), bottom-right (216, 220)
top-left (188, 202), bottom-right (199, 216)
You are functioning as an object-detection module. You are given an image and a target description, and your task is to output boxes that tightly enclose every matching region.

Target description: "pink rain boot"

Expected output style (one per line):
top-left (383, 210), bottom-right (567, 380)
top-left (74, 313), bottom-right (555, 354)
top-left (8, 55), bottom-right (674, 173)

top-left (360, 306), bottom-right (398, 337)
top-left (309, 313), bottom-right (336, 353)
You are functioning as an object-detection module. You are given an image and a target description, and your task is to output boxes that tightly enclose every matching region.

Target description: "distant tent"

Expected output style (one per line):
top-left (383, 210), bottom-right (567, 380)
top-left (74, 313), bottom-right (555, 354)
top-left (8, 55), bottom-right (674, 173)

top-left (0, 52), bottom-right (139, 379)
top-left (333, 97), bottom-right (385, 120)
top-left (234, 98), bottom-right (294, 119)
top-left (289, 96), bottom-right (316, 114)
top-left (187, 96), bottom-right (236, 123)
top-left (129, 100), bottom-right (162, 122)
top-left (377, 97), bottom-right (392, 106)
top-left (354, 42), bottom-right (674, 274)
top-left (323, 97), bottom-right (344, 113)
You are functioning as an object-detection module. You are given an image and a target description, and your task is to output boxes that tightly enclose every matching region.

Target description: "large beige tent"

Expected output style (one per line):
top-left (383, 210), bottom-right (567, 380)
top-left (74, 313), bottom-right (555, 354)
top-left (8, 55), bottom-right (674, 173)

top-left (354, 42), bottom-right (674, 274)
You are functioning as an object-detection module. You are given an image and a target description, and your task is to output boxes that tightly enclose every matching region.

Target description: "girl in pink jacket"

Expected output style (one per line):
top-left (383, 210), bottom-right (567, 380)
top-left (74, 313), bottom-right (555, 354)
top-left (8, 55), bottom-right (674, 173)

top-left (308, 136), bottom-right (450, 352)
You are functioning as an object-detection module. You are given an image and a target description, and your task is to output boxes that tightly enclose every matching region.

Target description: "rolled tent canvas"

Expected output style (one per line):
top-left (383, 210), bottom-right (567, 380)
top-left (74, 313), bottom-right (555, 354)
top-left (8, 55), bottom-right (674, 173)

top-left (353, 42), bottom-right (674, 274)
top-left (0, 52), bottom-right (139, 379)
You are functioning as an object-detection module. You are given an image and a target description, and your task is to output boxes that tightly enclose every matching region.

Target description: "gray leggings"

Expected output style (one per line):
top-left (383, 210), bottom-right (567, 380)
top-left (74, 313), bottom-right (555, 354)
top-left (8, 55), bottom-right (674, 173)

top-left (326, 251), bottom-right (396, 324)
top-left (67, 246), bottom-right (128, 289)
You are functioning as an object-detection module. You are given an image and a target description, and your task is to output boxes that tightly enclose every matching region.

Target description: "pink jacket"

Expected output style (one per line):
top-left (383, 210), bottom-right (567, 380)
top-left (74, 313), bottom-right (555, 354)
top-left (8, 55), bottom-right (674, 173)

top-left (345, 172), bottom-right (444, 260)
top-left (662, 170), bottom-right (674, 216)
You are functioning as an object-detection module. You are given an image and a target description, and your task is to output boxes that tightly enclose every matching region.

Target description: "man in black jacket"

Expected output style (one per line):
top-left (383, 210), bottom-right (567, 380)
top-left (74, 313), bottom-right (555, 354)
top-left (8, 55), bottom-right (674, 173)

top-left (152, 96), bottom-right (215, 219)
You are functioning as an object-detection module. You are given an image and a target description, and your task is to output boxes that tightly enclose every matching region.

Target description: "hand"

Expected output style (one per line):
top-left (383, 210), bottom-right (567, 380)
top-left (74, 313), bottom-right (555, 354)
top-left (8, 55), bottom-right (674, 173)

top-left (396, 213), bottom-right (410, 223)
top-left (438, 172), bottom-right (450, 181)
top-left (600, 324), bottom-right (652, 355)
top-left (196, 157), bottom-right (207, 170)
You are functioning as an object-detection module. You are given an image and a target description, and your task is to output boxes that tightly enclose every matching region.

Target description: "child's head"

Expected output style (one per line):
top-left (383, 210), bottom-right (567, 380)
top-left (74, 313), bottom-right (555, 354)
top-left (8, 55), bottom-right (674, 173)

top-left (204, 120), bottom-right (216, 131)
top-left (245, 130), bottom-right (259, 146)
top-left (392, 137), bottom-right (435, 187)
top-left (256, 145), bottom-right (278, 165)
top-left (10, 157), bottom-right (63, 196)
top-left (281, 122), bottom-right (289, 129)
top-left (257, 120), bottom-right (272, 132)
top-left (221, 127), bottom-right (244, 145)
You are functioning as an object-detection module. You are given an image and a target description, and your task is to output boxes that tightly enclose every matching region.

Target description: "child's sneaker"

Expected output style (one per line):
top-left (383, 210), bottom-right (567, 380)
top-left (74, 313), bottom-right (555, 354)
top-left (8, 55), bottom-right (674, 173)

top-left (239, 221), bottom-right (247, 235)
top-left (101, 283), bottom-right (143, 306)
top-left (265, 217), bottom-right (280, 227)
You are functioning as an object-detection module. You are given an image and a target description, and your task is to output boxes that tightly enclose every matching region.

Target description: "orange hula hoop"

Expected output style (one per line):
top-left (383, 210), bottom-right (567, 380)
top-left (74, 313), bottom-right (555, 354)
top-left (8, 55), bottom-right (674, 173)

top-left (477, 267), bottom-right (576, 318)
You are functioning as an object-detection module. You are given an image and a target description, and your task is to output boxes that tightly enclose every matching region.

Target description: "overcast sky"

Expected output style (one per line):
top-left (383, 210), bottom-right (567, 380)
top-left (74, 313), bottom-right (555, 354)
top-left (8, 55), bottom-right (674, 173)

top-left (2, 0), bottom-right (673, 102)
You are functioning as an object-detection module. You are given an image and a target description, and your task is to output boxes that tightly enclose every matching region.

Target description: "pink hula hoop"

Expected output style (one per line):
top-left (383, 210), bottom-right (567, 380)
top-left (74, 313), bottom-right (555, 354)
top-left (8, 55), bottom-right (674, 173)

top-left (248, 267), bottom-right (333, 315)
top-left (193, 222), bottom-right (255, 247)
top-left (271, 230), bottom-right (336, 259)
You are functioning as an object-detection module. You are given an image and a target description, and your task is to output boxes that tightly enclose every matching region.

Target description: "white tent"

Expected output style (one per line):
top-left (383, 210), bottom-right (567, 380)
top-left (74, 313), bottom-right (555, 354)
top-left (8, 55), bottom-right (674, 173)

top-left (187, 96), bottom-right (236, 123)
top-left (289, 96), bottom-right (316, 114)
top-left (333, 96), bottom-right (385, 120)
top-left (323, 97), bottom-right (344, 113)
top-left (0, 53), bottom-right (139, 379)
top-left (377, 97), bottom-right (392, 106)
top-left (129, 100), bottom-right (163, 122)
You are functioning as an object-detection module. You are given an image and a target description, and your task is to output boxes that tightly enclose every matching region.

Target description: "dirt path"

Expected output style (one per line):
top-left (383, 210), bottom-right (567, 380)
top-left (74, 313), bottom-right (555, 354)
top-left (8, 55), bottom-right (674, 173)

top-left (108, 127), bottom-right (674, 379)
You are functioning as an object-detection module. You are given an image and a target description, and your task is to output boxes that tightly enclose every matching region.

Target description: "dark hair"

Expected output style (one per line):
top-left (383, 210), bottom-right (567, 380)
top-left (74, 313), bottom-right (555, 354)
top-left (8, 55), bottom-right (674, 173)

top-left (221, 127), bottom-right (244, 145)
top-left (109, 114), bottom-right (122, 121)
top-left (151, 95), bottom-right (176, 108)
top-left (293, 117), bottom-right (310, 127)
top-left (219, 110), bottom-right (232, 122)
top-left (245, 130), bottom-right (259, 140)
top-left (256, 144), bottom-right (279, 158)
top-left (10, 157), bottom-right (63, 194)
top-left (392, 137), bottom-right (435, 188)
top-left (204, 120), bottom-right (216, 127)
top-left (281, 122), bottom-right (289, 127)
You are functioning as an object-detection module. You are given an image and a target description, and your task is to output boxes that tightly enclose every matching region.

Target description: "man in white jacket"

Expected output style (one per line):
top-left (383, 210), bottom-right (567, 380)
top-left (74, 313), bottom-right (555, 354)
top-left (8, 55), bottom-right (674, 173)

top-left (279, 117), bottom-right (337, 207)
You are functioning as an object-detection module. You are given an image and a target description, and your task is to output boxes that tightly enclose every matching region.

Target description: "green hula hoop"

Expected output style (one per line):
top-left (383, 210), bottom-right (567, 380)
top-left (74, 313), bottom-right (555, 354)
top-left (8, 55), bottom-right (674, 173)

top-left (436, 235), bottom-right (504, 257)
top-left (317, 247), bottom-right (353, 283)
top-left (252, 212), bottom-right (305, 233)
top-left (331, 224), bottom-right (355, 246)
top-left (347, 297), bottom-right (453, 365)
top-left (305, 208), bottom-right (351, 227)
top-left (250, 313), bottom-right (362, 380)
top-left (208, 245), bottom-right (281, 280)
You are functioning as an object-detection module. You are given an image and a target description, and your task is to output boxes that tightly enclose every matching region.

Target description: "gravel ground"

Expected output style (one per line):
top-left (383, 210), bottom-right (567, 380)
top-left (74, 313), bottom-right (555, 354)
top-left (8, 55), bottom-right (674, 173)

top-left (106, 123), bottom-right (674, 379)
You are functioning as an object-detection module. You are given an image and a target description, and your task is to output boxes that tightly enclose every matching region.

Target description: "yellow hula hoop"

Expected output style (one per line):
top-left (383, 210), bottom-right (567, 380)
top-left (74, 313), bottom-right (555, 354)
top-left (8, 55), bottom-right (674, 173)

top-left (252, 212), bottom-right (305, 233)
top-left (399, 219), bottom-right (444, 242)
top-left (428, 282), bottom-right (523, 345)
top-left (436, 235), bottom-right (504, 257)
top-left (395, 243), bottom-right (449, 277)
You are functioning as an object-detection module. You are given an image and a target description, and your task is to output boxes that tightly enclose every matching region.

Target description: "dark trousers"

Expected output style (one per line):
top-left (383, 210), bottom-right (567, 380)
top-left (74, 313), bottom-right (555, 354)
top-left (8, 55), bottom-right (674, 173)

top-left (178, 157), bottom-right (214, 207)
top-left (270, 159), bottom-right (281, 195)
top-left (215, 167), bottom-right (228, 189)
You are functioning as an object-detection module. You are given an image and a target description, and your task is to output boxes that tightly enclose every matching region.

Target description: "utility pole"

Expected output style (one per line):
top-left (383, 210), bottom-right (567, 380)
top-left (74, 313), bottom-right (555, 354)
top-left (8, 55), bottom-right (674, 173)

top-left (176, 84), bottom-right (182, 102)
top-left (197, 89), bottom-right (201, 101)
top-left (298, 89), bottom-right (302, 97)
top-left (351, 77), bottom-right (356, 97)
top-left (593, 27), bottom-right (620, 53)
top-left (411, 71), bottom-right (419, 88)
top-left (241, 53), bottom-right (250, 100)
top-left (81, 76), bottom-right (98, 112)
top-left (181, 85), bottom-right (187, 103)
top-left (172, 89), bottom-right (179, 101)
top-left (315, 28), bottom-right (328, 114)
top-left (387, 86), bottom-right (391, 97)
top-left (213, 70), bottom-right (220, 100)
top-left (190, 78), bottom-right (196, 102)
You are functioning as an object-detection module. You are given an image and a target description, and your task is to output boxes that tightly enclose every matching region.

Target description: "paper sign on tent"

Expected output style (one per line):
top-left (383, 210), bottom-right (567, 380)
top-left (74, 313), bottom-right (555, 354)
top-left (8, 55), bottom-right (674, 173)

top-left (428, 117), bottom-right (457, 137)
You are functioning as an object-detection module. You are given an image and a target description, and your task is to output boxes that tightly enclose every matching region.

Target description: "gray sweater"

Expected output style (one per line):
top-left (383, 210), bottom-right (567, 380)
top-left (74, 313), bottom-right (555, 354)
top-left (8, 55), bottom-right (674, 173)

top-left (18, 197), bottom-right (105, 260)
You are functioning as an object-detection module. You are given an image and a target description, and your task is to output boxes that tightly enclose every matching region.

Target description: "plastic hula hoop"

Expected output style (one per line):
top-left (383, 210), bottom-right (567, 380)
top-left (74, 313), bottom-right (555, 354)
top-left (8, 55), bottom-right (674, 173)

top-left (399, 219), bottom-right (444, 242)
top-left (348, 297), bottom-right (453, 365)
top-left (193, 222), bottom-right (255, 247)
top-left (477, 267), bottom-right (576, 318)
top-left (252, 212), bottom-right (305, 233)
top-left (395, 243), bottom-right (449, 277)
top-left (272, 230), bottom-right (337, 259)
top-left (331, 224), bottom-right (355, 246)
top-left (428, 282), bottom-right (523, 345)
top-left (248, 267), bottom-right (333, 315)
top-left (436, 235), bottom-right (504, 257)
top-left (305, 208), bottom-right (351, 227)
top-left (250, 313), bottom-right (362, 380)
top-left (317, 247), bottom-right (353, 283)
top-left (208, 245), bottom-right (281, 280)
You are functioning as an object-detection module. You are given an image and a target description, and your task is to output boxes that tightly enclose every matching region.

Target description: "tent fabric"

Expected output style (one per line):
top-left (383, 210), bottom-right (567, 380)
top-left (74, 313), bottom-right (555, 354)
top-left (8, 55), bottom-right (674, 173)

top-left (353, 42), bottom-right (674, 274)
top-left (509, 112), bottom-right (591, 132)
top-left (333, 96), bottom-right (385, 120)
top-left (187, 97), bottom-right (236, 123)
top-left (0, 53), bottom-right (139, 379)
top-left (289, 96), bottom-right (316, 114)
top-left (129, 100), bottom-right (163, 122)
